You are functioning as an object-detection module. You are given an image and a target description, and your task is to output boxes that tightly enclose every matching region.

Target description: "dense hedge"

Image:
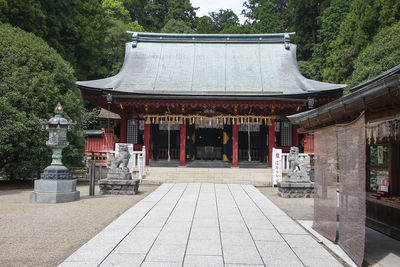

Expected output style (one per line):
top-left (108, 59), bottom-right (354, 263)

top-left (0, 23), bottom-right (85, 179)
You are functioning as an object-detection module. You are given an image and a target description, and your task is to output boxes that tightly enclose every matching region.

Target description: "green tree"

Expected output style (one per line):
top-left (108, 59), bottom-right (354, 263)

top-left (0, 0), bottom-right (46, 37)
top-left (123, 0), bottom-right (147, 26)
top-left (161, 18), bottom-right (195, 33)
top-left (243, 0), bottom-right (285, 33)
top-left (143, 0), bottom-right (168, 31)
top-left (312, 0), bottom-right (352, 80)
top-left (102, 0), bottom-right (131, 23)
top-left (347, 22), bottom-right (400, 89)
top-left (0, 24), bottom-right (85, 179)
top-left (220, 24), bottom-right (255, 34)
top-left (209, 9), bottom-right (239, 32)
top-left (322, 0), bottom-right (382, 83)
top-left (288, 0), bottom-right (331, 60)
top-left (165, 0), bottom-right (197, 27)
top-left (195, 16), bottom-right (217, 33)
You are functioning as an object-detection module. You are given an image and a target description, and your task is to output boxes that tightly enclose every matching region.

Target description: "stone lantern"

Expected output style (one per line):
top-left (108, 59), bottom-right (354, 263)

top-left (30, 102), bottom-right (80, 203)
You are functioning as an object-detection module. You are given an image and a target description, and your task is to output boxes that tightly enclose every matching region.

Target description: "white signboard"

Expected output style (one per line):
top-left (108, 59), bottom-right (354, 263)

top-left (272, 148), bottom-right (282, 187)
top-left (114, 143), bottom-right (134, 172)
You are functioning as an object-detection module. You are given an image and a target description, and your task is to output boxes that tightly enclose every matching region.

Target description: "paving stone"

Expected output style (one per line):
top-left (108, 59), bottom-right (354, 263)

top-left (223, 245), bottom-right (264, 265)
top-left (220, 221), bottom-right (249, 233)
top-left (224, 265), bottom-right (264, 267)
top-left (157, 230), bottom-right (190, 245)
top-left (273, 221), bottom-right (307, 235)
top-left (60, 184), bottom-right (348, 267)
top-left (292, 247), bottom-right (341, 267)
top-left (100, 253), bottom-right (145, 267)
top-left (145, 243), bottom-right (186, 263)
top-left (59, 261), bottom-right (99, 267)
top-left (190, 226), bottom-right (220, 240)
top-left (255, 240), bottom-right (303, 266)
top-left (113, 227), bottom-right (160, 254)
top-left (141, 261), bottom-right (182, 267)
top-left (246, 218), bottom-right (275, 230)
top-left (191, 218), bottom-right (219, 228)
top-left (250, 229), bottom-right (284, 241)
top-left (221, 232), bottom-right (254, 246)
top-left (282, 234), bottom-right (321, 248)
top-left (183, 255), bottom-right (223, 267)
top-left (163, 220), bottom-right (192, 233)
top-left (186, 238), bottom-right (222, 256)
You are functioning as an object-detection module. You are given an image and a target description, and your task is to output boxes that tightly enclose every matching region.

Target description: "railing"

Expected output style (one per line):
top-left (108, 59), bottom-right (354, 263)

top-left (281, 153), bottom-right (310, 171)
top-left (131, 146), bottom-right (146, 180)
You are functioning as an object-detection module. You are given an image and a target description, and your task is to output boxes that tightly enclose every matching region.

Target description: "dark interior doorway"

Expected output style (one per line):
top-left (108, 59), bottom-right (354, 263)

top-left (195, 128), bottom-right (223, 160)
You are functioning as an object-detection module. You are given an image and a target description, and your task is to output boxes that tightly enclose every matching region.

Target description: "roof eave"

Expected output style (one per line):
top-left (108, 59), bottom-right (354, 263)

top-left (288, 73), bottom-right (400, 130)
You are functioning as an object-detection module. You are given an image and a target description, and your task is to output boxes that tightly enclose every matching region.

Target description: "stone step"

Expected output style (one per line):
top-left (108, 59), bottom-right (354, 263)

top-left (140, 167), bottom-right (273, 186)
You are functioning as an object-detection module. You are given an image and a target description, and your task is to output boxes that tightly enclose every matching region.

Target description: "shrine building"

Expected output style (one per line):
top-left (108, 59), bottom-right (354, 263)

top-left (77, 32), bottom-right (345, 167)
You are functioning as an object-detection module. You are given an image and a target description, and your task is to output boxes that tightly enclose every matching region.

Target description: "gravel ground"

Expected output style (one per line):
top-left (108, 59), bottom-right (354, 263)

top-left (0, 183), bottom-right (158, 267)
top-left (257, 186), bottom-right (314, 220)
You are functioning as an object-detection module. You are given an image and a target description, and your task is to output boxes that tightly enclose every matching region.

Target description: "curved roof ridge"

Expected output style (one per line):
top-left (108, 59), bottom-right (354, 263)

top-left (127, 31), bottom-right (296, 44)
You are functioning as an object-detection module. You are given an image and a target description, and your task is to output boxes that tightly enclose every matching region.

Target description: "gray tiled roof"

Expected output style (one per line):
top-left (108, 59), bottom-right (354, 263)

top-left (77, 32), bottom-right (346, 96)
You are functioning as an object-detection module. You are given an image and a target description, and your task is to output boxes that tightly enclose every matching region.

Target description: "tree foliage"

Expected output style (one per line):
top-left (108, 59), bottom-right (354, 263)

top-left (347, 21), bottom-right (400, 88)
top-left (321, 0), bottom-right (400, 83)
top-left (0, 24), bottom-right (85, 179)
top-left (312, 0), bottom-right (351, 80)
top-left (161, 18), bottom-right (195, 33)
top-left (243, 0), bottom-right (285, 33)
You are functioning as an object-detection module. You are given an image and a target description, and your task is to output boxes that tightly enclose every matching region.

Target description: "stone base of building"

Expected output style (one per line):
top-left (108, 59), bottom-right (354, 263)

top-left (99, 179), bottom-right (140, 195)
top-left (278, 182), bottom-right (314, 198)
top-left (30, 179), bottom-right (80, 203)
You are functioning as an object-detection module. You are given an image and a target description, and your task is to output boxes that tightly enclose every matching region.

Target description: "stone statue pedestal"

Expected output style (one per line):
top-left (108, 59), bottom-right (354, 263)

top-left (106, 170), bottom-right (132, 180)
top-left (278, 181), bottom-right (314, 198)
top-left (30, 179), bottom-right (80, 203)
top-left (99, 179), bottom-right (140, 195)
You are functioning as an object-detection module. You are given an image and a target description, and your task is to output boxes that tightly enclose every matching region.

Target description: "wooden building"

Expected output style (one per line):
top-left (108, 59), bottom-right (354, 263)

top-left (77, 32), bottom-right (345, 167)
top-left (288, 64), bottom-right (400, 240)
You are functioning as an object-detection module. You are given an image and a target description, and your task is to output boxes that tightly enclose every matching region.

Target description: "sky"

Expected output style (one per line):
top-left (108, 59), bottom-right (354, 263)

top-left (190, 0), bottom-right (247, 24)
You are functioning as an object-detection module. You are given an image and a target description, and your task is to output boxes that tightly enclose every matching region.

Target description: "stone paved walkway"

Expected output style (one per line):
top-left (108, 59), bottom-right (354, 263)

top-left (60, 183), bottom-right (343, 267)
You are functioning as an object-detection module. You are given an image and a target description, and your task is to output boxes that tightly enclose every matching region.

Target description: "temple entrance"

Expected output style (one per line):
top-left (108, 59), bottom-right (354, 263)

top-left (195, 128), bottom-right (223, 160)
top-left (153, 123), bottom-right (180, 160)
top-left (238, 123), bottom-right (268, 163)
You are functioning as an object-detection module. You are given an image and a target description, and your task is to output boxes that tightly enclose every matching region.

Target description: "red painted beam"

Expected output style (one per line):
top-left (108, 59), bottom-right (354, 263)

top-left (293, 124), bottom-right (299, 148)
top-left (144, 123), bottom-right (151, 166)
top-left (180, 123), bottom-right (186, 166)
top-left (268, 120), bottom-right (275, 167)
top-left (120, 116), bottom-right (127, 143)
top-left (232, 123), bottom-right (238, 167)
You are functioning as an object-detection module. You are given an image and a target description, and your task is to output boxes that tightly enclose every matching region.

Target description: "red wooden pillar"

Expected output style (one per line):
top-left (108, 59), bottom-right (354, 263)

top-left (180, 123), bottom-right (186, 166)
top-left (232, 122), bottom-right (238, 167)
top-left (293, 124), bottom-right (299, 148)
top-left (120, 116), bottom-right (127, 143)
top-left (268, 120), bottom-right (275, 167)
top-left (144, 123), bottom-right (151, 166)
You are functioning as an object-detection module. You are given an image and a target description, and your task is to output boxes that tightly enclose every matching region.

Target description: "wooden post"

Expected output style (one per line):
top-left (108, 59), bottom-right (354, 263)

top-left (120, 116), bottom-right (127, 143)
top-left (89, 160), bottom-right (95, 196)
top-left (144, 123), bottom-right (151, 166)
top-left (232, 123), bottom-right (238, 167)
top-left (268, 120), bottom-right (275, 167)
top-left (293, 124), bottom-right (299, 148)
top-left (180, 123), bottom-right (186, 166)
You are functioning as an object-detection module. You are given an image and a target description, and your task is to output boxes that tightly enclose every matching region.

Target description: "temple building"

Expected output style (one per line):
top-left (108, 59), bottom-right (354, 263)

top-left (77, 32), bottom-right (345, 167)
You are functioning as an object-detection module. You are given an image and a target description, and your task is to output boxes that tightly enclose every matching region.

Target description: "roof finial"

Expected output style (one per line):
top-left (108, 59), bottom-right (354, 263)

top-left (127, 31), bottom-right (138, 48)
top-left (284, 33), bottom-right (290, 50)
